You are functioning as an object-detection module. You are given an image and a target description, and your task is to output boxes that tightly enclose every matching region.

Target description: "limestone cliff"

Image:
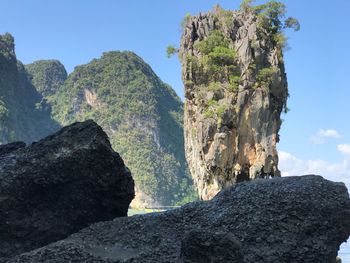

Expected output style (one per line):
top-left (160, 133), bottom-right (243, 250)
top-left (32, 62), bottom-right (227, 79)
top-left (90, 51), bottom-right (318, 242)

top-left (0, 33), bottom-right (59, 144)
top-left (179, 7), bottom-right (289, 199)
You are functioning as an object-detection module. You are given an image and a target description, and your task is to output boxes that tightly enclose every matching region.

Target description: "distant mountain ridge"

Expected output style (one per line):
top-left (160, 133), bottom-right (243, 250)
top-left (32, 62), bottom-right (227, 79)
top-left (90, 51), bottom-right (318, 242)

top-left (25, 50), bottom-right (195, 206)
top-left (0, 33), bottom-right (59, 144)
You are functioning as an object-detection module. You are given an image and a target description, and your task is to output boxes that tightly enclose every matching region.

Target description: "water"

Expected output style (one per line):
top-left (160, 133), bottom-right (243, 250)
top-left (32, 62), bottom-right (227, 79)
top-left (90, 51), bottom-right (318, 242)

top-left (339, 241), bottom-right (350, 262)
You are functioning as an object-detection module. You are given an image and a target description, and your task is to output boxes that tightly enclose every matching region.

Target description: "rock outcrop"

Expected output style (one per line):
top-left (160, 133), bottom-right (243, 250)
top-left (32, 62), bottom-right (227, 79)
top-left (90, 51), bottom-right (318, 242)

top-left (26, 59), bottom-right (67, 97)
top-left (179, 8), bottom-right (288, 199)
top-left (180, 230), bottom-right (244, 263)
top-left (0, 120), bottom-right (134, 261)
top-left (0, 33), bottom-right (59, 144)
top-left (8, 175), bottom-right (350, 263)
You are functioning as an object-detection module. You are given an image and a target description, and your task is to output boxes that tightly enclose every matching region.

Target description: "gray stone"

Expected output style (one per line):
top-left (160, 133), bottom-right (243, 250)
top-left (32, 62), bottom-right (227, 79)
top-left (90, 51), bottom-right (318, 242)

top-left (180, 230), bottom-right (243, 263)
top-left (0, 120), bottom-right (134, 261)
top-left (8, 175), bottom-right (350, 263)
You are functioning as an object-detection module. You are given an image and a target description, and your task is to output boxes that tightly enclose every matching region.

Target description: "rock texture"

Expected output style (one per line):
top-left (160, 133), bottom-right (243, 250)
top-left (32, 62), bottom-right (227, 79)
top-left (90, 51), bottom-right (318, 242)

top-left (0, 120), bottom-right (134, 261)
top-left (8, 175), bottom-right (350, 263)
top-left (2, 34), bottom-right (195, 207)
top-left (179, 8), bottom-right (288, 199)
top-left (180, 230), bottom-right (244, 263)
top-left (0, 33), bottom-right (59, 144)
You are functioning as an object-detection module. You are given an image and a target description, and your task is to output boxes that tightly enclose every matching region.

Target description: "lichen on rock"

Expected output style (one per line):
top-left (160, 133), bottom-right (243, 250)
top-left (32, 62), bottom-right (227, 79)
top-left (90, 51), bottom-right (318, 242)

top-left (179, 5), bottom-right (291, 200)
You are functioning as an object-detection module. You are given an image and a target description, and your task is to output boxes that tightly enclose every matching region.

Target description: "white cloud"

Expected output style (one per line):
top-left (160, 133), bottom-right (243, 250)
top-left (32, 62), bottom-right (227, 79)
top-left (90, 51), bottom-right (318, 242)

top-left (311, 129), bottom-right (341, 144)
top-left (278, 150), bottom-right (350, 190)
top-left (338, 144), bottom-right (350, 155)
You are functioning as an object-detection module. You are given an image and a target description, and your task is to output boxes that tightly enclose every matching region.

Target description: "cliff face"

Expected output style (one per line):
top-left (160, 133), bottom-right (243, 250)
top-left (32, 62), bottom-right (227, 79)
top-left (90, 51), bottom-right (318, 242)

top-left (179, 8), bottom-right (288, 199)
top-left (45, 51), bottom-right (194, 206)
top-left (26, 60), bottom-right (67, 97)
top-left (0, 33), bottom-right (59, 144)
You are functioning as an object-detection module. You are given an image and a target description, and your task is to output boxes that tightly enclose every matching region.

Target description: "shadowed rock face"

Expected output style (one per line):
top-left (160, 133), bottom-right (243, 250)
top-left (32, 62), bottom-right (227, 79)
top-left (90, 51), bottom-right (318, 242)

top-left (180, 230), bottom-right (243, 263)
top-left (8, 175), bottom-right (350, 263)
top-left (179, 9), bottom-right (288, 199)
top-left (0, 120), bottom-right (134, 261)
top-left (0, 33), bottom-right (60, 144)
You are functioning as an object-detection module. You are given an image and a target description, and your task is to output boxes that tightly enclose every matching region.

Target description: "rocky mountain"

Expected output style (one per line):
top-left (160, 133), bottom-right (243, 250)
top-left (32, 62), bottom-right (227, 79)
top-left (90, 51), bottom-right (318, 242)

top-left (28, 52), bottom-right (195, 206)
top-left (179, 3), bottom-right (296, 200)
top-left (25, 59), bottom-right (67, 97)
top-left (0, 33), bottom-right (59, 144)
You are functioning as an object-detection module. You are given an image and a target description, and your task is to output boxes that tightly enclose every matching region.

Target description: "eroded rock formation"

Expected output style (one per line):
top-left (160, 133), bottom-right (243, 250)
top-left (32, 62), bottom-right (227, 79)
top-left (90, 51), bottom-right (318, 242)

top-left (0, 120), bottom-right (134, 261)
top-left (7, 175), bottom-right (350, 263)
top-left (0, 33), bottom-right (60, 144)
top-left (179, 8), bottom-right (288, 199)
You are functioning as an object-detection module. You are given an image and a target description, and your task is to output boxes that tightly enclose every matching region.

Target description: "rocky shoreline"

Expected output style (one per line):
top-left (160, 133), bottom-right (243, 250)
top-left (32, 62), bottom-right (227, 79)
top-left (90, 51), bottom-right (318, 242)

top-left (0, 121), bottom-right (349, 262)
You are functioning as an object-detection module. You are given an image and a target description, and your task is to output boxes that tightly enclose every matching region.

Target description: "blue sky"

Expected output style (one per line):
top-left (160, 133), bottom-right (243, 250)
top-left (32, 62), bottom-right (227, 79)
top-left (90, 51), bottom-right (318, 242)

top-left (1, 0), bottom-right (349, 188)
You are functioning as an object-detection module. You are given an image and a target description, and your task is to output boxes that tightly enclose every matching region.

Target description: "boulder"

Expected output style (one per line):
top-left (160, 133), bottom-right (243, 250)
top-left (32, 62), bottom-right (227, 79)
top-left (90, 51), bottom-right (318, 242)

top-left (180, 230), bottom-right (243, 263)
top-left (0, 120), bottom-right (134, 260)
top-left (8, 175), bottom-right (350, 262)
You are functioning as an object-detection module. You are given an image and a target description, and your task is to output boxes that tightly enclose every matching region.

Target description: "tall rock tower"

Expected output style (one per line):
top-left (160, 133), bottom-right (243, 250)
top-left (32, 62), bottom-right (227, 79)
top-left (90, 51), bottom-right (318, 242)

top-left (180, 5), bottom-right (291, 200)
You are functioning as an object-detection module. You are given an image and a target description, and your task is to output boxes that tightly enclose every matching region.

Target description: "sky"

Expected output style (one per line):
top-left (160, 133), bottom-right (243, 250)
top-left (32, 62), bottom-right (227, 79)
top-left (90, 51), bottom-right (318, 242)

top-left (0, 0), bottom-right (349, 189)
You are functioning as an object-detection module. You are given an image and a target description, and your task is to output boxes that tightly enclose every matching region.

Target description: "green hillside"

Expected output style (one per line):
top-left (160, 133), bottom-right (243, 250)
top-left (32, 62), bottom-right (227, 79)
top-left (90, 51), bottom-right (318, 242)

top-left (29, 51), bottom-right (195, 206)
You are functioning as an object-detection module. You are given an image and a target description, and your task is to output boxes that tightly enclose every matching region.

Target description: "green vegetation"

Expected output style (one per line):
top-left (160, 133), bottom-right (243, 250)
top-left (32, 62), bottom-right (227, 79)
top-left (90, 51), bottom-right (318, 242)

top-left (202, 98), bottom-right (229, 127)
top-left (255, 66), bottom-right (278, 90)
top-left (214, 6), bottom-right (234, 28)
top-left (239, 0), bottom-right (300, 36)
top-left (190, 30), bottom-right (240, 85)
top-left (240, 0), bottom-right (255, 12)
top-left (0, 100), bottom-right (8, 120)
top-left (238, 0), bottom-right (300, 60)
top-left (166, 45), bottom-right (178, 58)
top-left (44, 51), bottom-right (196, 205)
top-left (194, 30), bottom-right (228, 54)
top-left (179, 0), bottom-right (297, 123)
top-left (0, 33), bottom-right (59, 144)
top-left (228, 75), bottom-right (240, 92)
top-left (26, 60), bottom-right (67, 96)
top-left (181, 13), bottom-right (192, 29)
top-left (284, 17), bottom-right (300, 31)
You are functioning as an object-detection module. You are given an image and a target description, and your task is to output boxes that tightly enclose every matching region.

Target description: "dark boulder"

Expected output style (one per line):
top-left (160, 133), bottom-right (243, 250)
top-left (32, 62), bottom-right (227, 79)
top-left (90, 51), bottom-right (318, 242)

top-left (0, 120), bottom-right (134, 260)
top-left (0, 141), bottom-right (25, 157)
top-left (180, 230), bottom-right (243, 263)
top-left (8, 175), bottom-right (350, 262)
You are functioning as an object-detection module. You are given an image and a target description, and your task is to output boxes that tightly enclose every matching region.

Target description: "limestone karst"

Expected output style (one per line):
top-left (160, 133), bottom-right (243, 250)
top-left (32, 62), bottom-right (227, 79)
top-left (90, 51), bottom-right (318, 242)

top-left (179, 5), bottom-right (292, 200)
top-left (0, 33), bottom-right (59, 144)
top-left (14, 48), bottom-right (196, 207)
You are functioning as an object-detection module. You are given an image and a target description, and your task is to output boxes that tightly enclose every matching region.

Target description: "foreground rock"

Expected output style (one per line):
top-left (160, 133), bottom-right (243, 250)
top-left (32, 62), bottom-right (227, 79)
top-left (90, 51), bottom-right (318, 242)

top-left (9, 175), bottom-right (350, 263)
top-left (0, 120), bottom-right (134, 261)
